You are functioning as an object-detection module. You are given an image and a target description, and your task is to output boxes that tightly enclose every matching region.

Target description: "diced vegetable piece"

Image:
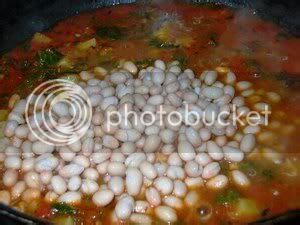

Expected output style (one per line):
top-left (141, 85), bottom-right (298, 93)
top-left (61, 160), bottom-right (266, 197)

top-left (52, 216), bottom-right (75, 225)
top-left (0, 110), bottom-right (8, 121)
top-left (38, 49), bottom-right (62, 66)
top-left (216, 190), bottom-right (240, 205)
top-left (32, 32), bottom-right (52, 44)
top-left (58, 57), bottom-right (74, 69)
top-left (52, 202), bottom-right (76, 215)
top-left (261, 169), bottom-right (275, 181)
top-left (96, 26), bottom-right (124, 40)
top-left (149, 38), bottom-right (179, 49)
top-left (77, 38), bottom-right (97, 51)
top-left (134, 59), bottom-right (155, 69)
top-left (231, 198), bottom-right (261, 218)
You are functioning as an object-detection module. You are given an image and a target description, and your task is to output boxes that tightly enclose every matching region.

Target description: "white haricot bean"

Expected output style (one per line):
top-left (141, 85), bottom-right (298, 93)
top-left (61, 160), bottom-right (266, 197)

top-left (103, 135), bottom-right (119, 149)
top-left (125, 153), bottom-right (146, 168)
top-left (115, 129), bottom-right (141, 142)
top-left (178, 141), bottom-right (196, 161)
top-left (145, 187), bottom-right (161, 206)
top-left (126, 168), bottom-right (143, 196)
top-left (21, 188), bottom-right (41, 202)
top-left (163, 195), bottom-right (183, 209)
top-left (152, 68), bottom-right (165, 85)
top-left (232, 170), bottom-right (250, 187)
top-left (147, 95), bottom-right (164, 105)
top-left (4, 156), bottom-right (21, 169)
top-left (108, 176), bottom-right (124, 195)
top-left (202, 162), bottom-right (221, 179)
top-left (225, 71), bottom-right (236, 84)
top-left (154, 176), bottom-right (173, 195)
top-left (206, 175), bottom-right (228, 189)
top-left (155, 206), bottom-right (177, 223)
top-left (184, 161), bottom-right (202, 177)
top-left (115, 195), bottom-right (135, 220)
top-left (15, 125), bottom-right (29, 139)
top-left (202, 86), bottom-right (224, 99)
top-left (236, 81), bottom-right (252, 90)
top-left (199, 128), bottom-right (211, 141)
top-left (207, 141), bottom-right (224, 161)
top-left (168, 153), bottom-right (183, 166)
top-left (185, 177), bottom-right (204, 188)
top-left (108, 162), bottom-right (126, 176)
top-left (81, 179), bottom-right (99, 194)
top-left (82, 167), bottom-right (99, 180)
top-left (68, 176), bottom-right (82, 191)
top-left (11, 181), bottom-right (26, 199)
top-left (184, 190), bottom-right (199, 206)
top-left (185, 127), bottom-right (201, 147)
top-left (154, 163), bottom-right (168, 177)
top-left (24, 171), bottom-right (41, 189)
top-left (60, 163), bottom-right (84, 178)
top-left (35, 154), bottom-right (59, 172)
top-left (140, 160), bottom-right (157, 179)
top-left (123, 61), bottom-right (138, 74)
top-left (58, 191), bottom-right (81, 204)
top-left (173, 180), bottom-right (187, 197)
top-left (204, 71), bottom-right (217, 85)
top-left (154, 59), bottom-right (166, 71)
top-left (135, 200), bottom-right (150, 213)
top-left (51, 175), bottom-right (67, 195)
top-left (110, 72), bottom-right (127, 84)
top-left (143, 135), bottom-right (161, 153)
top-left (40, 171), bottom-right (52, 185)
top-left (32, 141), bottom-right (55, 155)
top-left (240, 134), bottom-right (256, 153)
top-left (4, 120), bottom-right (18, 137)
top-left (195, 153), bottom-right (212, 166)
top-left (166, 166), bottom-right (185, 180)
top-left (44, 191), bottom-right (58, 203)
top-left (3, 169), bottom-right (18, 187)
top-left (223, 146), bottom-right (244, 162)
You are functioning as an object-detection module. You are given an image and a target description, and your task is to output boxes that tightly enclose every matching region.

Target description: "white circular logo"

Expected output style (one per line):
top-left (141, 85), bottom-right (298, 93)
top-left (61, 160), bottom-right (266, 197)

top-left (25, 79), bottom-right (92, 146)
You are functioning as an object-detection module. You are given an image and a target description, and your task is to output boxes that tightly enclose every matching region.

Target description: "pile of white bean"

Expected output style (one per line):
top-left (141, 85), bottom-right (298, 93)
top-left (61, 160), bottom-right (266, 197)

top-left (0, 59), bottom-right (269, 223)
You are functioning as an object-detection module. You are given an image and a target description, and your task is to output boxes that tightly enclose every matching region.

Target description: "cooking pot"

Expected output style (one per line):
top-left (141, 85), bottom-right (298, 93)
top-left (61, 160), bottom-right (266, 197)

top-left (0, 0), bottom-right (299, 224)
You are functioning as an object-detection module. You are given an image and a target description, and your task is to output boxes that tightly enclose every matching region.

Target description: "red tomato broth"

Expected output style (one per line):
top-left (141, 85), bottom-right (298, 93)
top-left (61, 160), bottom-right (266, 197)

top-left (0, 2), bottom-right (299, 225)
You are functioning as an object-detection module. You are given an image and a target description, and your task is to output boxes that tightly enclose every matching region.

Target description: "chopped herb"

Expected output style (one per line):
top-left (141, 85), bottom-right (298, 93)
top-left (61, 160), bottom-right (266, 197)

top-left (245, 59), bottom-right (262, 73)
top-left (261, 169), bottom-right (274, 181)
top-left (38, 48), bottom-right (62, 66)
top-left (216, 190), bottom-right (240, 205)
top-left (149, 38), bottom-right (179, 49)
top-left (239, 161), bottom-right (256, 174)
top-left (52, 202), bottom-right (76, 215)
top-left (134, 59), bottom-right (155, 69)
top-left (96, 26), bottom-right (124, 40)
top-left (208, 33), bottom-right (218, 47)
